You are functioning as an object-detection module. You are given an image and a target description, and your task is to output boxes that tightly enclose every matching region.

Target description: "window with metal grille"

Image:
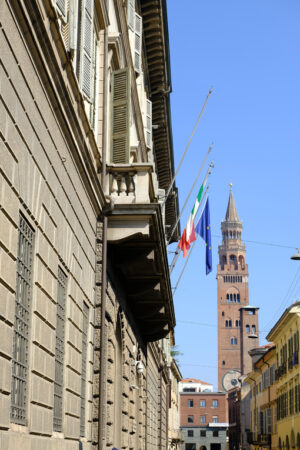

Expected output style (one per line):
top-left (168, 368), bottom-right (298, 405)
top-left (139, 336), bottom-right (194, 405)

top-left (80, 302), bottom-right (89, 436)
top-left (53, 267), bottom-right (67, 432)
top-left (11, 214), bottom-right (34, 424)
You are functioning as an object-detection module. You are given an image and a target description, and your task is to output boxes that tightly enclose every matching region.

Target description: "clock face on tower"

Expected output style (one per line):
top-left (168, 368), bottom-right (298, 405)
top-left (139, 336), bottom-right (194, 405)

top-left (222, 370), bottom-right (241, 391)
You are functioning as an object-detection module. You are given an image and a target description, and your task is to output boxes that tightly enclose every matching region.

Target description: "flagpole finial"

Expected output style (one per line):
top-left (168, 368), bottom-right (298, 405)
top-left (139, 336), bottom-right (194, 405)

top-left (229, 182), bottom-right (233, 190)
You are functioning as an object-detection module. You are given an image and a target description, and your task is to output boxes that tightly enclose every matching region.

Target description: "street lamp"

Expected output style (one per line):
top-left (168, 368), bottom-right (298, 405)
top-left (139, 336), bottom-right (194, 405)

top-left (291, 249), bottom-right (300, 260)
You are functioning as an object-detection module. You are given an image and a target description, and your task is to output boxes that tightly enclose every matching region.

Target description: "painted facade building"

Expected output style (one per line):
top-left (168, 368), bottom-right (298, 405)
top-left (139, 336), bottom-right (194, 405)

top-left (245, 344), bottom-right (277, 450)
top-left (0, 0), bottom-right (179, 449)
top-left (266, 301), bottom-right (300, 450)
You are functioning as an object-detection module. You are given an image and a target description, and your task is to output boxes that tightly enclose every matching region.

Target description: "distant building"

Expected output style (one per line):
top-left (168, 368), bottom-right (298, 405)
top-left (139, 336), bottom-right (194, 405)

top-left (180, 380), bottom-right (228, 450)
top-left (179, 378), bottom-right (213, 393)
top-left (217, 187), bottom-right (260, 391)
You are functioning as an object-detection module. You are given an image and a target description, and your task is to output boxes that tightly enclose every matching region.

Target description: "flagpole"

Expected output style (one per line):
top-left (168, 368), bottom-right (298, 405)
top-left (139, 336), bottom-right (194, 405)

top-left (167, 154), bottom-right (214, 245)
top-left (163, 88), bottom-right (213, 206)
top-left (169, 185), bottom-right (209, 275)
top-left (172, 241), bottom-right (196, 296)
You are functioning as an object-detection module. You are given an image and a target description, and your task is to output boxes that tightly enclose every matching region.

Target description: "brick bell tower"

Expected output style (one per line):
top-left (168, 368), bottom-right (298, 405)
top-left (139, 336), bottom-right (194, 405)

top-left (217, 185), bottom-right (259, 391)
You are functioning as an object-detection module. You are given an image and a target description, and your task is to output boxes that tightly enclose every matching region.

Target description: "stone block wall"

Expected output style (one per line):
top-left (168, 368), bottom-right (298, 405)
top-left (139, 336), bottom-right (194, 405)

top-left (0, 1), bottom-right (97, 447)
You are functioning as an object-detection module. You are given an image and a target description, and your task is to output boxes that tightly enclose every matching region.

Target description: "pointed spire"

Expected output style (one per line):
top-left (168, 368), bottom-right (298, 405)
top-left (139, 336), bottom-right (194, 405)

top-left (225, 184), bottom-right (240, 222)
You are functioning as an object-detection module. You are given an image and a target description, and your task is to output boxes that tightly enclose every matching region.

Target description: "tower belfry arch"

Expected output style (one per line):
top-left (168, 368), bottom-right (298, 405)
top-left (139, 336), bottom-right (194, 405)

top-left (217, 186), bottom-right (259, 391)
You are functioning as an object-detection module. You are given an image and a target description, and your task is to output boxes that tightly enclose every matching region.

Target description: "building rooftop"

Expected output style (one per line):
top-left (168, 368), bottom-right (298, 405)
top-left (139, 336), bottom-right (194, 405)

top-left (180, 378), bottom-right (212, 385)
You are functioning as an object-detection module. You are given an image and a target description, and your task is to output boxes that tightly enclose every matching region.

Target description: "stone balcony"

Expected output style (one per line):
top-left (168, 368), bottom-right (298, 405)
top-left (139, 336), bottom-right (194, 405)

top-left (106, 163), bottom-right (157, 205)
top-left (106, 164), bottom-right (174, 342)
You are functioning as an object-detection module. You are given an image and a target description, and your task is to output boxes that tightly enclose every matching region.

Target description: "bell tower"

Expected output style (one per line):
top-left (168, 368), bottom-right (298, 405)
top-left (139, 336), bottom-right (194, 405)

top-left (217, 185), bottom-right (259, 391)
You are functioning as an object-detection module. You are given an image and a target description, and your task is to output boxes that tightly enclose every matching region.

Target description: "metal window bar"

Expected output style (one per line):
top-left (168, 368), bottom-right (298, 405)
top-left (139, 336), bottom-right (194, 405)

top-left (11, 214), bottom-right (34, 424)
top-left (53, 267), bottom-right (67, 432)
top-left (80, 302), bottom-right (89, 436)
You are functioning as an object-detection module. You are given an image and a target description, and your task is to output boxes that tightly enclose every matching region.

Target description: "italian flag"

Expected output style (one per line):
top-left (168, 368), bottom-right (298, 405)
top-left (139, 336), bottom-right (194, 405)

top-left (179, 182), bottom-right (205, 257)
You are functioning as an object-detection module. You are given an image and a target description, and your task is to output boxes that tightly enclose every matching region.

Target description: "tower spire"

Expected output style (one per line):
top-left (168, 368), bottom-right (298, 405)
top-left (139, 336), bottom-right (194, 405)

top-left (225, 186), bottom-right (240, 222)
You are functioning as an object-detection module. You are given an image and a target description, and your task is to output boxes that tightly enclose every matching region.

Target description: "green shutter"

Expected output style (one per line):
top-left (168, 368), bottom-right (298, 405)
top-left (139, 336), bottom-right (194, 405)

top-left (111, 69), bottom-right (130, 164)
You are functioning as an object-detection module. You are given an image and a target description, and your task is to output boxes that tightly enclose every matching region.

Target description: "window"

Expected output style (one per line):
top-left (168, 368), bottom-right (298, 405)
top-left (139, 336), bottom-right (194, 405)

top-left (212, 416), bottom-right (218, 423)
top-left (200, 400), bottom-right (206, 407)
top-left (236, 320), bottom-right (240, 327)
top-left (185, 445), bottom-right (196, 450)
top-left (188, 415), bottom-right (194, 423)
top-left (188, 400), bottom-right (194, 408)
top-left (80, 302), bottom-right (89, 436)
top-left (212, 400), bottom-right (218, 408)
top-left (222, 311), bottom-right (225, 316)
top-left (237, 293), bottom-right (240, 302)
top-left (231, 337), bottom-right (238, 345)
top-left (222, 360), bottom-right (225, 366)
top-left (246, 324), bottom-right (250, 333)
top-left (183, 388), bottom-right (196, 392)
top-left (213, 430), bottom-right (219, 437)
top-left (54, 267), bottom-right (67, 432)
top-left (187, 430), bottom-right (194, 437)
top-left (200, 430), bottom-right (206, 437)
top-left (200, 415), bottom-right (206, 423)
top-left (11, 214), bottom-right (34, 424)
top-left (252, 325), bottom-right (256, 333)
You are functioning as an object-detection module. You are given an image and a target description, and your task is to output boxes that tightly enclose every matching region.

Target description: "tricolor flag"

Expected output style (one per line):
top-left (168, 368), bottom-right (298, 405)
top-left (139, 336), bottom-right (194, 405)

top-left (195, 197), bottom-right (212, 274)
top-left (178, 182), bottom-right (205, 257)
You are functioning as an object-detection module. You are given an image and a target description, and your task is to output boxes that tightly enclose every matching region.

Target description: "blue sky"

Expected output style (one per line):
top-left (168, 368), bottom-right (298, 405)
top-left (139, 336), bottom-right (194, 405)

top-left (167, 0), bottom-right (300, 389)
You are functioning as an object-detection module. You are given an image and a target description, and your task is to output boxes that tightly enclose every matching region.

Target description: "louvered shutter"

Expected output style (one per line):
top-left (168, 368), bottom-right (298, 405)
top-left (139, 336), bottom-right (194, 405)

top-left (111, 69), bottom-right (130, 163)
top-left (80, 0), bottom-right (93, 100)
top-left (56, 0), bottom-right (67, 20)
top-left (134, 13), bottom-right (142, 73)
top-left (90, 29), bottom-right (97, 129)
top-left (145, 99), bottom-right (152, 150)
top-left (127, 0), bottom-right (135, 30)
top-left (69, 0), bottom-right (77, 52)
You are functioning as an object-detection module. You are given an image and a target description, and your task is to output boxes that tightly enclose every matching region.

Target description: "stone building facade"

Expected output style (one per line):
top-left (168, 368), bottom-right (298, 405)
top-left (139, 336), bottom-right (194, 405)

top-left (0, 0), bottom-right (179, 449)
top-left (217, 187), bottom-right (260, 391)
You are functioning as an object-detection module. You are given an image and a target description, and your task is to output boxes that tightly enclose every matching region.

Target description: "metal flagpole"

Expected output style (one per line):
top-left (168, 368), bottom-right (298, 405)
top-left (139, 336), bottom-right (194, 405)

top-left (163, 88), bottom-right (213, 206)
top-left (167, 154), bottom-right (214, 245)
top-left (169, 184), bottom-right (209, 275)
top-left (172, 241), bottom-right (196, 296)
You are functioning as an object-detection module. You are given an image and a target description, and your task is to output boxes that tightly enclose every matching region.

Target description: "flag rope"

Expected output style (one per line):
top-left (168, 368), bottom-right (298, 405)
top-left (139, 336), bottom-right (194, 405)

top-left (169, 185), bottom-right (209, 275)
top-left (167, 148), bottom-right (214, 245)
top-left (163, 88), bottom-right (213, 206)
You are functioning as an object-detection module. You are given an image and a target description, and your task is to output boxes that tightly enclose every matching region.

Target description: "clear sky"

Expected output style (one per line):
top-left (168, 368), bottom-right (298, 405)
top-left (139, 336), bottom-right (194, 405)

top-left (166, 0), bottom-right (300, 390)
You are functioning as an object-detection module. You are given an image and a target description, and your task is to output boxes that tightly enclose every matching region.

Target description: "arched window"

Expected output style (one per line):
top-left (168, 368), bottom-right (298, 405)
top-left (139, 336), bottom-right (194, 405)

top-left (225, 320), bottom-right (228, 327)
top-left (230, 231), bottom-right (233, 239)
top-left (233, 294), bottom-right (236, 302)
top-left (230, 294), bottom-right (233, 302)
top-left (252, 325), bottom-right (256, 333)
top-left (246, 325), bottom-right (250, 333)
top-left (229, 320), bottom-right (232, 327)
top-left (237, 293), bottom-right (240, 302)
top-left (239, 255), bottom-right (245, 269)
top-left (222, 360), bottom-right (225, 366)
top-left (236, 320), bottom-right (240, 327)
top-left (230, 254), bottom-right (237, 269)
top-left (222, 312), bottom-right (225, 316)
top-left (227, 294), bottom-right (230, 303)
top-left (231, 337), bottom-right (237, 345)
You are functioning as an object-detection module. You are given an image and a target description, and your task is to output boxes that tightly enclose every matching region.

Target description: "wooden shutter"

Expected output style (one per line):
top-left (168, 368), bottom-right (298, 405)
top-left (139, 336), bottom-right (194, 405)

top-left (56, 0), bottom-right (67, 20)
top-left (111, 69), bottom-right (131, 163)
top-left (90, 28), bottom-right (97, 129)
top-left (134, 13), bottom-right (142, 73)
top-left (145, 99), bottom-right (152, 150)
top-left (127, 0), bottom-right (135, 30)
top-left (80, 0), bottom-right (94, 100)
top-left (69, 0), bottom-right (77, 52)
